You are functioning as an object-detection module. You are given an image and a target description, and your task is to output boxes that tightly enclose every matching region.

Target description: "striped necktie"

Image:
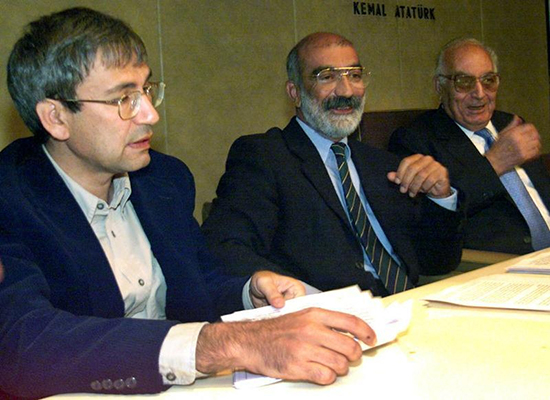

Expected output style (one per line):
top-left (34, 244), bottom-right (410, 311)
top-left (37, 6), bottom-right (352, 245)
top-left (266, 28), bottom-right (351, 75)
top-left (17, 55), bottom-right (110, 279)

top-left (331, 142), bottom-right (413, 294)
top-left (475, 128), bottom-right (550, 250)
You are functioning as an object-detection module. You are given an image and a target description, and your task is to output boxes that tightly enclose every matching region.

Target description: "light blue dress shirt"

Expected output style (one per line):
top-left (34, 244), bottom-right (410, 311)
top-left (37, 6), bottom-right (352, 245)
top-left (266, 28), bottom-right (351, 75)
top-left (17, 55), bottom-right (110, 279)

top-left (297, 118), bottom-right (457, 278)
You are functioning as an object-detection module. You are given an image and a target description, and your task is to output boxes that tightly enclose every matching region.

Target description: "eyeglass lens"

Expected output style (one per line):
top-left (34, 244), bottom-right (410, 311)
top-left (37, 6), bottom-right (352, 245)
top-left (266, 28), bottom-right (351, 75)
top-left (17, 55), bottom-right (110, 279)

top-left (316, 68), bottom-right (368, 87)
top-left (120, 83), bottom-right (164, 120)
top-left (454, 74), bottom-right (499, 92)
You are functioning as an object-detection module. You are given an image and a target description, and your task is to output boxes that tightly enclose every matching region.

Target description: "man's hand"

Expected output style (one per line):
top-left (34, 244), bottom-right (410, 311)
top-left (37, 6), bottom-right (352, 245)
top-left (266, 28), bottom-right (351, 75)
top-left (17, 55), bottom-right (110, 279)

top-left (196, 308), bottom-right (376, 385)
top-left (387, 154), bottom-right (451, 198)
top-left (485, 116), bottom-right (541, 176)
top-left (249, 270), bottom-right (305, 308)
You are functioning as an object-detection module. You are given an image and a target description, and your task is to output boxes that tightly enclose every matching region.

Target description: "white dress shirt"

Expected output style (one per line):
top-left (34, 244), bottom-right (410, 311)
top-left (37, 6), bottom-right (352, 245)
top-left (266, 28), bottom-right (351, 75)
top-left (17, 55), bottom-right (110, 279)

top-left (42, 146), bottom-right (252, 386)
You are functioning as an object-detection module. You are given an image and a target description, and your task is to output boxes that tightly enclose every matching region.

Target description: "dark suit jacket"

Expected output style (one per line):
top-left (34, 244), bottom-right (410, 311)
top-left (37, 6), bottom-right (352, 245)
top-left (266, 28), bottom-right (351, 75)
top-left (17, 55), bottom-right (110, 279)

top-left (202, 117), bottom-right (463, 296)
top-left (0, 138), bottom-right (247, 398)
top-left (389, 107), bottom-right (550, 254)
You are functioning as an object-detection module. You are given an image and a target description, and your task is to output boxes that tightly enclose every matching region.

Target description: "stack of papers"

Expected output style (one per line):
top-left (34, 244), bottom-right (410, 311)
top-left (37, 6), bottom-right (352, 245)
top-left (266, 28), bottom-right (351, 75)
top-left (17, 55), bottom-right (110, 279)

top-left (221, 285), bottom-right (412, 389)
top-left (505, 252), bottom-right (550, 274)
top-left (424, 273), bottom-right (550, 312)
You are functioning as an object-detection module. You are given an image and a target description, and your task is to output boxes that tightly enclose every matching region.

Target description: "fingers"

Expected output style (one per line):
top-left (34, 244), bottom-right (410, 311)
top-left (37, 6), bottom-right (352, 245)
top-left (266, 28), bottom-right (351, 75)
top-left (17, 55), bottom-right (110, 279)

top-left (487, 120), bottom-right (541, 174)
top-left (389, 154), bottom-right (450, 198)
top-left (249, 308), bottom-right (375, 384)
top-left (250, 271), bottom-right (306, 308)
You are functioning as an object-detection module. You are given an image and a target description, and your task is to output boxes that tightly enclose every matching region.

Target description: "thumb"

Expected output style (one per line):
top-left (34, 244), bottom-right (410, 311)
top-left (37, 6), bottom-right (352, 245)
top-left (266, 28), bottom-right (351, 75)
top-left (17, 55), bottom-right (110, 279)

top-left (502, 115), bottom-right (523, 132)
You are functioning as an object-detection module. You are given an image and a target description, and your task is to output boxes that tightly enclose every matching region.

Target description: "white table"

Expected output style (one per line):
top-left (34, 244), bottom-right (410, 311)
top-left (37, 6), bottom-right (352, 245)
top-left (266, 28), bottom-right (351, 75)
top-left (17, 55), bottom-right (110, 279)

top-left (50, 250), bottom-right (550, 399)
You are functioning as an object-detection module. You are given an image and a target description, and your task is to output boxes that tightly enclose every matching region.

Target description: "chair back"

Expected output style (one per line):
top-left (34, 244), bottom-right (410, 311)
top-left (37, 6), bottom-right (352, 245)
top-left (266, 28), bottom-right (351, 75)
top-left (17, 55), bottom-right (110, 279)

top-left (351, 109), bottom-right (428, 150)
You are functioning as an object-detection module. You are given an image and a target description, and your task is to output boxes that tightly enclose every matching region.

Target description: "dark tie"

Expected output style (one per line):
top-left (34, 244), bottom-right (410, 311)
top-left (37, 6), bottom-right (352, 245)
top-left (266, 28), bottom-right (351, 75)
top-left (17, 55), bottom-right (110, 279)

top-left (330, 142), bottom-right (412, 294)
top-left (475, 128), bottom-right (550, 250)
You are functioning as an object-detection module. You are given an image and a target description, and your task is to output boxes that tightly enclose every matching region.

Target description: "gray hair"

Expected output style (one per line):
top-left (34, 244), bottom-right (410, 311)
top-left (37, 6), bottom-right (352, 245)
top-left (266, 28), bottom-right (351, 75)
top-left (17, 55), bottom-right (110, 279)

top-left (435, 37), bottom-right (498, 83)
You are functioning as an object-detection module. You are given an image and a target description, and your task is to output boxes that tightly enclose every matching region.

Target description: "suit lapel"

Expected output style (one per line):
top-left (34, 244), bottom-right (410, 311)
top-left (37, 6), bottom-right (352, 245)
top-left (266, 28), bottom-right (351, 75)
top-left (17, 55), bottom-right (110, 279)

top-left (431, 107), bottom-right (481, 168)
top-left (19, 141), bottom-right (124, 317)
top-left (282, 118), bottom-right (350, 224)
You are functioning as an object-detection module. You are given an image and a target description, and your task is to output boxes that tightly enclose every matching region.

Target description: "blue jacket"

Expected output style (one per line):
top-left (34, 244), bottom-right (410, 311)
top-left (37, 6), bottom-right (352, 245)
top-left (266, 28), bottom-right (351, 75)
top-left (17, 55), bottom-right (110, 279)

top-left (0, 137), bottom-right (247, 398)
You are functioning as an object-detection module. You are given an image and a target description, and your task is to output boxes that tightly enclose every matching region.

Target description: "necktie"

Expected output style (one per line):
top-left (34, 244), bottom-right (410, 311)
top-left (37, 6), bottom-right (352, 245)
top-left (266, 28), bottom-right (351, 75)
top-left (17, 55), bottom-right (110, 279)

top-left (475, 128), bottom-right (550, 250)
top-left (331, 142), bottom-right (413, 293)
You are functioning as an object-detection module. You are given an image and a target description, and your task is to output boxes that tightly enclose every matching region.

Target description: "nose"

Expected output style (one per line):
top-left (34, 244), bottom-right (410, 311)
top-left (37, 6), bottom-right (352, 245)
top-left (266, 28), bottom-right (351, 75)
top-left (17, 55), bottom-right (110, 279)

top-left (334, 74), bottom-right (355, 97)
top-left (471, 79), bottom-right (486, 98)
top-left (134, 95), bottom-right (160, 125)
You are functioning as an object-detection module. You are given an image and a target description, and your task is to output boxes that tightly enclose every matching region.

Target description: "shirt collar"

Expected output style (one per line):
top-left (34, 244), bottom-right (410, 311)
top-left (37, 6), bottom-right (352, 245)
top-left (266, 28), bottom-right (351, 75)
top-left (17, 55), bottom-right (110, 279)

top-left (297, 117), bottom-right (350, 163)
top-left (42, 145), bottom-right (132, 223)
top-left (455, 120), bottom-right (497, 139)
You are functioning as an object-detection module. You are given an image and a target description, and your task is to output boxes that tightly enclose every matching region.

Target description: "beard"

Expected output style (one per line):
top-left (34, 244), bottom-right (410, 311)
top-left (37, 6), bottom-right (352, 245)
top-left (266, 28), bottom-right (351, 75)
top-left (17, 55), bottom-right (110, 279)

top-left (299, 88), bottom-right (366, 140)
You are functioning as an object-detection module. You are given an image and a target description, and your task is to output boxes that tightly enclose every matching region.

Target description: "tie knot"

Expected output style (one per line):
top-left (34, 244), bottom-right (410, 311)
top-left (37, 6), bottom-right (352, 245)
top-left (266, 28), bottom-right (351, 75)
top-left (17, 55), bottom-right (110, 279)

top-left (331, 142), bottom-right (347, 158)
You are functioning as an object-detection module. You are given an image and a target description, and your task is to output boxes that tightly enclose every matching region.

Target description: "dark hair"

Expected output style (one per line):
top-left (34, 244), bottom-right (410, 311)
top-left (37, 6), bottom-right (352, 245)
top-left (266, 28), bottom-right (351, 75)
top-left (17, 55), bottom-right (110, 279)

top-left (286, 32), bottom-right (354, 89)
top-left (7, 7), bottom-right (148, 142)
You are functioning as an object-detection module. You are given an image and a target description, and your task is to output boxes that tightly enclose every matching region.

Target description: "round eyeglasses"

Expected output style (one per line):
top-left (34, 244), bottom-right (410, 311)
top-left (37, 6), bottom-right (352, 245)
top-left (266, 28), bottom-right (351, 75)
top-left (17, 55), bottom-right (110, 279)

top-left (311, 67), bottom-right (370, 88)
top-left (438, 73), bottom-right (500, 93)
top-left (56, 82), bottom-right (165, 120)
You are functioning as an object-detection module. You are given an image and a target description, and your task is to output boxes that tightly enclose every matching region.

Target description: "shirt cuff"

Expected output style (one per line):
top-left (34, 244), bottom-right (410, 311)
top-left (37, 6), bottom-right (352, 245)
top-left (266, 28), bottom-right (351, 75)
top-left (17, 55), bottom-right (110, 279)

top-left (242, 278), bottom-right (255, 310)
top-left (427, 187), bottom-right (458, 211)
top-left (159, 322), bottom-right (209, 385)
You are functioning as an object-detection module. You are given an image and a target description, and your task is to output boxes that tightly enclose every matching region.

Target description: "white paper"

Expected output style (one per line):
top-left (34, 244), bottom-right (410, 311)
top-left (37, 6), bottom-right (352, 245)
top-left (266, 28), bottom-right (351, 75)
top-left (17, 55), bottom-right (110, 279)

top-left (221, 285), bottom-right (412, 389)
top-left (506, 252), bottom-right (550, 274)
top-left (424, 273), bottom-right (550, 311)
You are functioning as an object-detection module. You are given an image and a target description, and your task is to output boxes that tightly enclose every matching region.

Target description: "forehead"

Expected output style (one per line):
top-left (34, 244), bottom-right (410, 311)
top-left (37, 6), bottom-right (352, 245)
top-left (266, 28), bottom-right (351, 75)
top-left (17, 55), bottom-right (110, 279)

top-left (445, 45), bottom-right (494, 75)
top-left (301, 44), bottom-right (360, 72)
top-left (79, 59), bottom-right (151, 94)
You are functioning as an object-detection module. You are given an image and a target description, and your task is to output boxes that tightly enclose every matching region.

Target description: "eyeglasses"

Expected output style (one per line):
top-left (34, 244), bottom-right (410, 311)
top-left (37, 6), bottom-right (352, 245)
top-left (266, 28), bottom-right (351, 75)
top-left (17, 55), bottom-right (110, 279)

top-left (311, 67), bottom-right (370, 88)
top-left (438, 73), bottom-right (500, 93)
top-left (57, 82), bottom-right (165, 120)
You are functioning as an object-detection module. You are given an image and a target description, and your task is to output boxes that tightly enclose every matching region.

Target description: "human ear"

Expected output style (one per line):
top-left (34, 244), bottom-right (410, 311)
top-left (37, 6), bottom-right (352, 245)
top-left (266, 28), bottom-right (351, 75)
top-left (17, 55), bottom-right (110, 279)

top-left (433, 76), bottom-right (443, 97)
top-left (286, 81), bottom-right (301, 108)
top-left (35, 100), bottom-right (70, 141)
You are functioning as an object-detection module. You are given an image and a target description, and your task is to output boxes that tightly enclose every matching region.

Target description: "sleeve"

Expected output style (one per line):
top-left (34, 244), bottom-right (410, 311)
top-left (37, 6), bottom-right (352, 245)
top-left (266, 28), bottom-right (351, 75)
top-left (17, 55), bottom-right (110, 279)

top-left (201, 137), bottom-right (293, 277)
top-left (390, 125), bottom-right (508, 217)
top-left (0, 240), bottom-right (178, 397)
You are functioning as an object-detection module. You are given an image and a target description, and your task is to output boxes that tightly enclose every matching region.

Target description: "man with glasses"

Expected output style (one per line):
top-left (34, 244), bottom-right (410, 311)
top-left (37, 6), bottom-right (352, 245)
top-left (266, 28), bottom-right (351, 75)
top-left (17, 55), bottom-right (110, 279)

top-left (202, 32), bottom-right (463, 295)
top-left (0, 10), bottom-right (379, 398)
top-left (389, 37), bottom-right (550, 254)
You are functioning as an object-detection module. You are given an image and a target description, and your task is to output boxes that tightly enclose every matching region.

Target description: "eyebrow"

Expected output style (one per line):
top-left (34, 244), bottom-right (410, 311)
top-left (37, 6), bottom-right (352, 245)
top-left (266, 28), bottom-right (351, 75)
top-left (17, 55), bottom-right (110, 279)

top-left (103, 70), bottom-right (153, 96)
top-left (310, 64), bottom-right (363, 75)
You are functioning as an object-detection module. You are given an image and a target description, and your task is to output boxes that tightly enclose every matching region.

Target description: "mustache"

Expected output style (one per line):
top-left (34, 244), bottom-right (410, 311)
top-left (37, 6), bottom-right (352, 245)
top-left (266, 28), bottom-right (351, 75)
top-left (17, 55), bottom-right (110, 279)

top-left (323, 96), bottom-right (363, 111)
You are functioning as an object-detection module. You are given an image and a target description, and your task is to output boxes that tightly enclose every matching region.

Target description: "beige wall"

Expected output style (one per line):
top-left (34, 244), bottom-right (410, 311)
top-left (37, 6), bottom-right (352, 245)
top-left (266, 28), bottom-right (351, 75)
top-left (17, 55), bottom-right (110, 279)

top-left (1, 0), bottom-right (548, 221)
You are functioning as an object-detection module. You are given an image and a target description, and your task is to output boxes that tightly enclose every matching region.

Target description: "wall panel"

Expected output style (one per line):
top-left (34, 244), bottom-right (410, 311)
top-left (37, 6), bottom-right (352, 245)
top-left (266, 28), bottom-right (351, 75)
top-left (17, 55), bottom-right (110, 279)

top-left (0, 0), bottom-right (548, 221)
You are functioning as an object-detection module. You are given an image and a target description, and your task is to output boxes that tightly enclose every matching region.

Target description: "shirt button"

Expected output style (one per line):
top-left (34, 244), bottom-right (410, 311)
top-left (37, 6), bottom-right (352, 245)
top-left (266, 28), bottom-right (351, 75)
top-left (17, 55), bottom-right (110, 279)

top-left (166, 372), bottom-right (177, 381)
top-left (138, 279), bottom-right (145, 286)
top-left (97, 203), bottom-right (105, 210)
top-left (114, 379), bottom-right (125, 390)
top-left (125, 377), bottom-right (137, 389)
top-left (101, 379), bottom-right (113, 389)
top-left (524, 236), bottom-right (532, 244)
top-left (91, 380), bottom-right (102, 391)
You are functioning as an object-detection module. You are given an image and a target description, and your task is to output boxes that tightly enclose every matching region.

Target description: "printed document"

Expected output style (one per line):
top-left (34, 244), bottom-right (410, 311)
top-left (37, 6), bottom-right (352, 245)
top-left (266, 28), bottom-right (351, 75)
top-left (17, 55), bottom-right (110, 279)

top-left (424, 273), bottom-right (550, 311)
top-left (505, 251), bottom-right (550, 274)
top-left (221, 285), bottom-right (412, 389)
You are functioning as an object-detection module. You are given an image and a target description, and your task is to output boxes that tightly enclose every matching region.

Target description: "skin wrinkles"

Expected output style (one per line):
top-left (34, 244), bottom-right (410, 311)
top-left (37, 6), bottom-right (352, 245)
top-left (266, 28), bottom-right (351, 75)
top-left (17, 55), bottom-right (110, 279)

top-left (436, 44), bottom-right (496, 132)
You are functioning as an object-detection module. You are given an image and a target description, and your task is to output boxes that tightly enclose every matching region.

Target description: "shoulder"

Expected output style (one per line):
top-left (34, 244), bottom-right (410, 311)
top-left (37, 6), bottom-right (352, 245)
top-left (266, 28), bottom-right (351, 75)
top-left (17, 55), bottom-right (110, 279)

top-left (491, 110), bottom-right (514, 128)
top-left (228, 125), bottom-right (290, 161)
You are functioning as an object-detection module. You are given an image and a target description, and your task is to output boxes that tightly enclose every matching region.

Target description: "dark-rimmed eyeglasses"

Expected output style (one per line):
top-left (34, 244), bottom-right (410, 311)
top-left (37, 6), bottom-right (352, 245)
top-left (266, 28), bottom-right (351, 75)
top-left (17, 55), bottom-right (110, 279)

top-left (56, 82), bottom-right (165, 120)
top-left (438, 73), bottom-right (500, 93)
top-left (311, 67), bottom-right (370, 88)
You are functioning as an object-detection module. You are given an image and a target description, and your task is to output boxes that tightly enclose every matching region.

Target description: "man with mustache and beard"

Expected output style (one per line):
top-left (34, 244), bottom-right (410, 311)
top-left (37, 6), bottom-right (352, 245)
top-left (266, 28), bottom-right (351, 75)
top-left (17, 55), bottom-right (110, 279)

top-left (389, 38), bottom-right (550, 255)
top-left (202, 32), bottom-right (464, 296)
